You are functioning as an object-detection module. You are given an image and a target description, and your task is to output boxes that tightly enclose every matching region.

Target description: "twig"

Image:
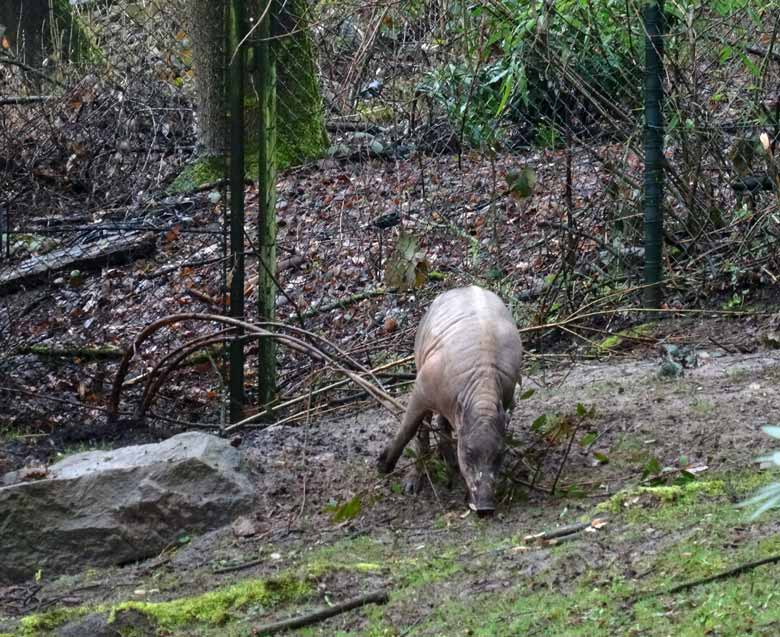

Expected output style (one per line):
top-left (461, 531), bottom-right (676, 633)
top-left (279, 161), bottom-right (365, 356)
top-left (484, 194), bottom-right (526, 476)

top-left (0, 385), bottom-right (133, 418)
top-left (538, 221), bottom-right (622, 259)
top-left (224, 355), bottom-right (413, 432)
top-left (138, 329), bottom-right (237, 420)
top-left (584, 427), bottom-right (612, 453)
top-left (551, 426), bottom-right (578, 494)
top-left (0, 52), bottom-right (66, 87)
top-left (253, 590), bottom-right (389, 635)
top-left (399, 612), bottom-right (430, 636)
top-left (143, 255), bottom-right (229, 279)
top-left (302, 288), bottom-right (389, 319)
top-left (212, 557), bottom-right (264, 575)
top-left (708, 336), bottom-right (737, 354)
top-left (524, 520), bottom-right (598, 543)
top-left (0, 95), bottom-right (56, 105)
top-left (109, 313), bottom-right (404, 426)
top-left (656, 554), bottom-right (780, 597)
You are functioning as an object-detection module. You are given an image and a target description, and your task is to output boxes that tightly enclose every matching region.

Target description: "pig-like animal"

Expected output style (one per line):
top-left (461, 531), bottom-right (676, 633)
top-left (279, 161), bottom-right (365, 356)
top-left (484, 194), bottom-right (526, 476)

top-left (378, 285), bottom-right (522, 516)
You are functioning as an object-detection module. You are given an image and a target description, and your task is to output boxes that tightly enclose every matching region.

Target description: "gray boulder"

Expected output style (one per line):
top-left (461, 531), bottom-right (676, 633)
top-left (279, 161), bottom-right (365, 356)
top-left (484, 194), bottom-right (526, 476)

top-left (0, 432), bottom-right (256, 584)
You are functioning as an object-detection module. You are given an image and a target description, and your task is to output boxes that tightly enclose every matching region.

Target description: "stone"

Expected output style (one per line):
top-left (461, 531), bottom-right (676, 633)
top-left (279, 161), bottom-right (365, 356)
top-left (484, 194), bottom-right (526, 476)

top-left (231, 515), bottom-right (258, 538)
top-left (55, 609), bottom-right (156, 637)
top-left (0, 432), bottom-right (256, 584)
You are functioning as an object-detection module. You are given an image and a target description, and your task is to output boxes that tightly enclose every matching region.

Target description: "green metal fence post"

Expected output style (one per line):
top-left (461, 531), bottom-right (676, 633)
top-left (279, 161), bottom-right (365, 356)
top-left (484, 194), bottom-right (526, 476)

top-left (228, 0), bottom-right (247, 422)
top-left (643, 0), bottom-right (665, 308)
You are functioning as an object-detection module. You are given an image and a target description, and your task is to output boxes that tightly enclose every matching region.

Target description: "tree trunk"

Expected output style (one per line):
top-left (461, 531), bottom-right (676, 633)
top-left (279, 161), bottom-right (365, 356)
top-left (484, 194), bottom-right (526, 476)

top-left (273, 0), bottom-right (329, 167)
top-left (189, 0), bottom-right (228, 156)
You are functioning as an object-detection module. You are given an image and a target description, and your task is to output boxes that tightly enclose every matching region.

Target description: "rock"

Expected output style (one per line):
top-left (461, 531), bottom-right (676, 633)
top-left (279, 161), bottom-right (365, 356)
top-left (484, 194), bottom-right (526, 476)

top-left (0, 432), bottom-right (256, 584)
top-left (231, 515), bottom-right (258, 538)
top-left (56, 609), bottom-right (156, 637)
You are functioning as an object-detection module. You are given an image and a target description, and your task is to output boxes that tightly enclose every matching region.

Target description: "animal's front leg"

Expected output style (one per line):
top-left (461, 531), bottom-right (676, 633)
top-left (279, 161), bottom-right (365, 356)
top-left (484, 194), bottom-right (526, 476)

top-left (403, 419), bottom-right (431, 495)
top-left (378, 388), bottom-right (430, 474)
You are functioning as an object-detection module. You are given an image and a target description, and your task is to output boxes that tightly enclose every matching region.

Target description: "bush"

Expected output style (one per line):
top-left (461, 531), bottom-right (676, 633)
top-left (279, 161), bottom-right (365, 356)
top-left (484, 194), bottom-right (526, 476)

top-left (416, 0), bottom-right (643, 150)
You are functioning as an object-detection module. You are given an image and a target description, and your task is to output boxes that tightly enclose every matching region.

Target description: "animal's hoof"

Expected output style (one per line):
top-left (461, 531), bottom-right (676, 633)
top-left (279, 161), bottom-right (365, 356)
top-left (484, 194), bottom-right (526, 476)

top-left (377, 450), bottom-right (392, 474)
top-left (403, 473), bottom-right (424, 495)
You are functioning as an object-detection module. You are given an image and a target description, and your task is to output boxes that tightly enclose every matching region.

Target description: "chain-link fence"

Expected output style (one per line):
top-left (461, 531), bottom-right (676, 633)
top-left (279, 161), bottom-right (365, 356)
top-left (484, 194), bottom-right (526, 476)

top-left (2, 0), bottom-right (779, 447)
top-left (263, 0), bottom-right (780, 421)
top-left (0, 0), bottom-right (230, 444)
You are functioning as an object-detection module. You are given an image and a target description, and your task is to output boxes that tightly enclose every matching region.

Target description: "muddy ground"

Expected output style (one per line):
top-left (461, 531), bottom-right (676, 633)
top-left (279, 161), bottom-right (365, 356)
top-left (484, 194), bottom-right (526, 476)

top-left (3, 317), bottom-right (780, 636)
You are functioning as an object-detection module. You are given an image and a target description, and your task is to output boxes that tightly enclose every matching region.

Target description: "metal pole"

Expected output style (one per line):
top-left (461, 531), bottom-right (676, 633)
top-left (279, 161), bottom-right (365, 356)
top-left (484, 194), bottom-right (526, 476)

top-left (643, 0), bottom-right (665, 308)
top-left (228, 0), bottom-right (246, 422)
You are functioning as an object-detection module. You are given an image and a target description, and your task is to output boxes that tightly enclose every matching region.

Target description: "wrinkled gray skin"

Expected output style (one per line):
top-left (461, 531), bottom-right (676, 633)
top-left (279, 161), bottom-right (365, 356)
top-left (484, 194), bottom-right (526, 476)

top-left (378, 286), bottom-right (523, 516)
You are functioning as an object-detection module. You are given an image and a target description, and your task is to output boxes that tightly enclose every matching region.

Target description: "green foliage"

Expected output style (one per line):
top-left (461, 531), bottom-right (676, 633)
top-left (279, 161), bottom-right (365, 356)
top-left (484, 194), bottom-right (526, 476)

top-left (384, 232), bottom-right (429, 290)
top-left (325, 494), bottom-right (363, 522)
top-left (505, 167), bottom-right (537, 199)
top-left (416, 0), bottom-right (641, 150)
top-left (740, 425), bottom-right (780, 518)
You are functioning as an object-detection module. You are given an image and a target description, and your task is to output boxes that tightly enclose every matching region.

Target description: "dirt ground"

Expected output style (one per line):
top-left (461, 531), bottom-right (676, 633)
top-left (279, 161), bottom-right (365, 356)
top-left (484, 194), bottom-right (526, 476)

top-left (3, 316), bottom-right (780, 636)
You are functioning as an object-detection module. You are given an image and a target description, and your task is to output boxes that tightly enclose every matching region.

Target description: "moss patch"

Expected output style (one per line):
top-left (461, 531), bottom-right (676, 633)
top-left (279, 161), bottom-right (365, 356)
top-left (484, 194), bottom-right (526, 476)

top-left (19, 575), bottom-right (309, 636)
top-left (114, 575), bottom-right (308, 629)
top-left (19, 607), bottom-right (91, 636)
top-left (595, 480), bottom-right (726, 515)
top-left (595, 322), bottom-right (655, 353)
top-left (167, 156), bottom-right (225, 194)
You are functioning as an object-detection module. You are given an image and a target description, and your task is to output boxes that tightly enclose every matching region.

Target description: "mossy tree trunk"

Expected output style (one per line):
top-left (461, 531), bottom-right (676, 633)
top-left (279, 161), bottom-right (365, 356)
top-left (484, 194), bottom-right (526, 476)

top-left (186, 0), bottom-right (327, 169)
top-left (273, 0), bottom-right (328, 167)
top-left (253, 2), bottom-right (278, 407)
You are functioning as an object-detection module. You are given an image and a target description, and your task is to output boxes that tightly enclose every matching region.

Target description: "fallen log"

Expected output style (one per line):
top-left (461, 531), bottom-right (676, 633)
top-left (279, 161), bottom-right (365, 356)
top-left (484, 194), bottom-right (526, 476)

top-left (253, 590), bottom-right (389, 635)
top-left (0, 231), bottom-right (157, 294)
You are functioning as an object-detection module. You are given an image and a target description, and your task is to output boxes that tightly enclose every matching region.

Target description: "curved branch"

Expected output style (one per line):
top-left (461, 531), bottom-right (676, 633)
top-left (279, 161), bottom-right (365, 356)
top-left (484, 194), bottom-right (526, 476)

top-left (108, 313), bottom-right (403, 428)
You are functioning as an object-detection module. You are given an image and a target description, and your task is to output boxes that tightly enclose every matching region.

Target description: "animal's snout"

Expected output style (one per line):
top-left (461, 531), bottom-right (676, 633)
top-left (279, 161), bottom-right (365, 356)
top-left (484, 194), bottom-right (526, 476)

top-left (469, 487), bottom-right (496, 518)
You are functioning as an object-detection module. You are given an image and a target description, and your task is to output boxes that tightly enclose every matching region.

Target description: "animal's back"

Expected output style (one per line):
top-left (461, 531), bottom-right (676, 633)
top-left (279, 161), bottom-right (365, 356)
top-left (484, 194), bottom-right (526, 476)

top-left (414, 286), bottom-right (522, 409)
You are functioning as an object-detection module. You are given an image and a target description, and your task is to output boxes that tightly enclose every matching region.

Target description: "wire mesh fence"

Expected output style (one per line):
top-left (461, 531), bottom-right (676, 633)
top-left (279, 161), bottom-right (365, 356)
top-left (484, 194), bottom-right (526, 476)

top-left (0, 0), bottom-right (230, 440)
top-left (265, 0), bottom-right (780, 420)
top-left (1, 0), bottom-right (779, 442)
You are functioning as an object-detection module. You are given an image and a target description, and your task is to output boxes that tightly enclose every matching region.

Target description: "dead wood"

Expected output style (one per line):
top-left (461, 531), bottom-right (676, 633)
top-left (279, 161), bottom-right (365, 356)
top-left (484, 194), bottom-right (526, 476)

top-left (109, 314), bottom-right (404, 427)
top-left (327, 120), bottom-right (388, 135)
top-left (659, 554), bottom-right (780, 596)
top-left (252, 590), bottom-right (389, 635)
top-left (15, 344), bottom-right (124, 360)
top-left (524, 520), bottom-right (601, 543)
top-left (0, 231), bottom-right (157, 294)
top-left (302, 288), bottom-right (388, 319)
top-left (0, 96), bottom-right (56, 105)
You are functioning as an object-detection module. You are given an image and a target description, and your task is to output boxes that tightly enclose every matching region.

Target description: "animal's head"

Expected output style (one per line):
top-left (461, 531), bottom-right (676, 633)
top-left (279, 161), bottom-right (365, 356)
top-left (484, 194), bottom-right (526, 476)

top-left (458, 405), bottom-right (507, 517)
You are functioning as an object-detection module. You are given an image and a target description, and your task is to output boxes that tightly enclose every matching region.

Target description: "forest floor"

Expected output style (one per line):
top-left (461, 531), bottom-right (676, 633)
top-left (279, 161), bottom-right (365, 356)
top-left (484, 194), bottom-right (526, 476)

top-left (3, 318), bottom-right (780, 636)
